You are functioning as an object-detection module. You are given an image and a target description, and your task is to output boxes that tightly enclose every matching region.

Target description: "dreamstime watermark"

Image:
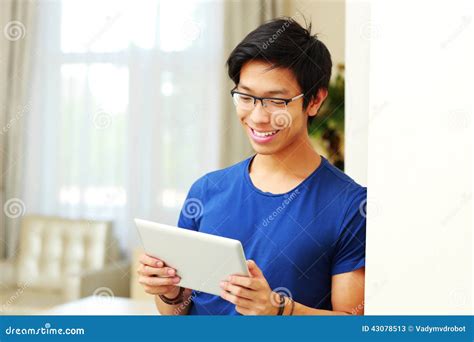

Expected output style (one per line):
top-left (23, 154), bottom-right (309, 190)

top-left (359, 21), bottom-right (379, 41)
top-left (348, 101), bottom-right (389, 139)
top-left (262, 189), bottom-right (300, 228)
top-left (1, 103), bottom-right (30, 135)
top-left (0, 282), bottom-right (29, 313)
top-left (4, 322), bottom-right (85, 336)
top-left (446, 108), bottom-right (471, 131)
top-left (351, 300), bottom-right (365, 315)
top-left (85, 11), bottom-right (122, 49)
top-left (270, 287), bottom-right (293, 308)
top-left (358, 198), bottom-right (368, 218)
top-left (261, 17), bottom-right (295, 50)
top-left (449, 288), bottom-right (469, 307)
top-left (182, 198), bottom-right (204, 220)
top-left (358, 197), bottom-right (380, 219)
top-left (3, 198), bottom-right (26, 219)
top-left (271, 110), bottom-right (292, 130)
top-left (440, 16), bottom-right (471, 49)
top-left (351, 278), bottom-right (388, 314)
top-left (258, 9), bottom-right (316, 50)
top-left (180, 18), bottom-right (201, 44)
top-left (92, 287), bottom-right (114, 303)
top-left (173, 290), bottom-right (201, 315)
top-left (441, 192), bottom-right (472, 227)
top-left (3, 21), bottom-right (26, 41)
top-left (93, 110), bottom-right (112, 129)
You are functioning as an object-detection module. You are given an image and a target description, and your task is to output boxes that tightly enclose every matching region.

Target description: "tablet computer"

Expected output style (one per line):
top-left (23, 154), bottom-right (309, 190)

top-left (134, 218), bottom-right (249, 296)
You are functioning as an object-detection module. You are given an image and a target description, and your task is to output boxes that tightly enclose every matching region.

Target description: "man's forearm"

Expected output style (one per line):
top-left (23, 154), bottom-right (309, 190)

top-left (285, 297), bottom-right (363, 316)
top-left (154, 288), bottom-right (194, 315)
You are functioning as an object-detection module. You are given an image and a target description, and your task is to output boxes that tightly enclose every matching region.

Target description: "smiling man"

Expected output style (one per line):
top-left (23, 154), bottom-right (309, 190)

top-left (138, 17), bottom-right (366, 316)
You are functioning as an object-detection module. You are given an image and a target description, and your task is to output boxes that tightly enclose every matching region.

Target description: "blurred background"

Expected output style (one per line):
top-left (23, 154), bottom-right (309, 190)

top-left (0, 0), bottom-right (347, 314)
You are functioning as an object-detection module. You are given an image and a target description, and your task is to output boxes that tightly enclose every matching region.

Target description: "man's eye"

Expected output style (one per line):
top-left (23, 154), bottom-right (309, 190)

top-left (239, 95), bottom-right (253, 102)
top-left (269, 100), bottom-right (285, 105)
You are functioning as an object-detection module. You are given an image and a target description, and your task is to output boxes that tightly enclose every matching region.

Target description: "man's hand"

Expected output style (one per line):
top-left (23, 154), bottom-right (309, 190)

top-left (220, 259), bottom-right (366, 316)
top-left (219, 260), bottom-right (282, 315)
top-left (137, 253), bottom-right (181, 297)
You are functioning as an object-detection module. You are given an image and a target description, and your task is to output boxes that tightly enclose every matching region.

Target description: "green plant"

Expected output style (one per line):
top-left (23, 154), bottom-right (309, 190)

top-left (308, 63), bottom-right (345, 170)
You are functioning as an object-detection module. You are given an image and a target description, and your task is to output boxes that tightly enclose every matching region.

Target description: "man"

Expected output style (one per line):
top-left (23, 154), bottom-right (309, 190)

top-left (138, 17), bottom-right (366, 315)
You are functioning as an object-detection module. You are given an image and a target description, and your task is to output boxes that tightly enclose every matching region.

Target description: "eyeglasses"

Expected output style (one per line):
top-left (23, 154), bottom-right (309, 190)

top-left (230, 88), bottom-right (304, 114)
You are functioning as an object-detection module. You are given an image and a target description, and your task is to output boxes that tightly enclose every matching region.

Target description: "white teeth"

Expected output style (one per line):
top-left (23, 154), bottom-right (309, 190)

top-left (252, 129), bottom-right (278, 137)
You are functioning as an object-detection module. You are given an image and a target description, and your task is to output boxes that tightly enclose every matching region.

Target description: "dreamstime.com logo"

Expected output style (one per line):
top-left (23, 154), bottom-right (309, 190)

top-left (92, 287), bottom-right (115, 303)
top-left (182, 198), bottom-right (204, 220)
top-left (1, 103), bottom-right (30, 135)
top-left (3, 20), bottom-right (26, 41)
top-left (260, 17), bottom-right (295, 50)
top-left (261, 189), bottom-right (300, 227)
top-left (270, 287), bottom-right (293, 308)
top-left (93, 110), bottom-right (112, 129)
top-left (4, 322), bottom-right (85, 336)
top-left (271, 110), bottom-right (293, 130)
top-left (173, 290), bottom-right (201, 315)
top-left (3, 198), bottom-right (26, 219)
top-left (0, 282), bottom-right (29, 313)
top-left (180, 18), bottom-right (201, 44)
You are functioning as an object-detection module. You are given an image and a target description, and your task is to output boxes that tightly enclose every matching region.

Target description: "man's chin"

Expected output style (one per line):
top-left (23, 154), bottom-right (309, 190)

top-left (249, 141), bottom-right (281, 155)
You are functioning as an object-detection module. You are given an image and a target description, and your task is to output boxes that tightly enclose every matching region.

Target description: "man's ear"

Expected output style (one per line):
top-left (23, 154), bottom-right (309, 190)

top-left (307, 88), bottom-right (328, 118)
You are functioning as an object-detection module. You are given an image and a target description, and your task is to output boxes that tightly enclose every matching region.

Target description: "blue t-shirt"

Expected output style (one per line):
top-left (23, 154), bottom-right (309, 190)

top-left (177, 155), bottom-right (366, 315)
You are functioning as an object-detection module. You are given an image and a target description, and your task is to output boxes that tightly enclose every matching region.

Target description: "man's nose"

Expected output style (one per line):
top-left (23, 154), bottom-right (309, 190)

top-left (249, 100), bottom-right (271, 124)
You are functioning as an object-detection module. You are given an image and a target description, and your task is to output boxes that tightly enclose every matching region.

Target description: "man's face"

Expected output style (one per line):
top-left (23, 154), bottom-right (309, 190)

top-left (235, 60), bottom-right (311, 156)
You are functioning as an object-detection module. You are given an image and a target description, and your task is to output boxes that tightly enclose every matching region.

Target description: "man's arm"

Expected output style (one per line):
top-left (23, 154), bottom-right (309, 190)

top-left (288, 267), bottom-right (365, 315)
top-left (154, 287), bottom-right (194, 315)
top-left (220, 260), bottom-right (365, 315)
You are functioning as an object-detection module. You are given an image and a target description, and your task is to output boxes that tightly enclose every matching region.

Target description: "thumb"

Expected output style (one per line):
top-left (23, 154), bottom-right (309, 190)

top-left (247, 260), bottom-right (263, 278)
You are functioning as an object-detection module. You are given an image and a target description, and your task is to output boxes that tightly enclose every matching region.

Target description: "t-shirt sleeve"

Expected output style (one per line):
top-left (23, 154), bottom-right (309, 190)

top-left (331, 187), bottom-right (367, 275)
top-left (177, 176), bottom-right (207, 232)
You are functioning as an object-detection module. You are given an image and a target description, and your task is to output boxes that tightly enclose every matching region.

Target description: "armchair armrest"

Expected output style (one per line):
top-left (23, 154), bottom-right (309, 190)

top-left (0, 259), bottom-right (17, 287)
top-left (63, 260), bottom-right (131, 301)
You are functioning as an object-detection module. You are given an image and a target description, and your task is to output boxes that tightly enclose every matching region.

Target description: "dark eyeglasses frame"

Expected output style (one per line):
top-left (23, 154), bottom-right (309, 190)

top-left (230, 88), bottom-right (304, 109)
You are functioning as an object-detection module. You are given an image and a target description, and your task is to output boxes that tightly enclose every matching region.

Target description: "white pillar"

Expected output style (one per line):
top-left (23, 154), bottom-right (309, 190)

top-left (362, 0), bottom-right (473, 314)
top-left (345, 1), bottom-right (371, 186)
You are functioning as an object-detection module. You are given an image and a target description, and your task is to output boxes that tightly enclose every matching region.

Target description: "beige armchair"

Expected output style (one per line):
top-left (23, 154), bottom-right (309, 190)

top-left (0, 215), bottom-right (130, 315)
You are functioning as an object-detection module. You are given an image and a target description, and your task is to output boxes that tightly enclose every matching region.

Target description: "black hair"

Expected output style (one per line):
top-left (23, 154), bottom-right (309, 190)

top-left (226, 17), bottom-right (332, 125)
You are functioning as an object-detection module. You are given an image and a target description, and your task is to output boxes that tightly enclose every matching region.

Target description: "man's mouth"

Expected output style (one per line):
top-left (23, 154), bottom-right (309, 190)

top-left (251, 128), bottom-right (280, 137)
top-left (247, 126), bottom-right (281, 143)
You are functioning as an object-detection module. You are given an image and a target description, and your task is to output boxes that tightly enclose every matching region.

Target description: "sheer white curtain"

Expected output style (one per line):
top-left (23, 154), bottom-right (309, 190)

top-left (23, 0), bottom-right (222, 253)
top-left (0, 0), bottom-right (37, 258)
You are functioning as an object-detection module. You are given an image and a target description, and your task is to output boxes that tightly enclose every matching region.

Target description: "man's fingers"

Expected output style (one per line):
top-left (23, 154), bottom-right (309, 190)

top-left (138, 275), bottom-right (181, 287)
top-left (138, 264), bottom-right (176, 277)
top-left (220, 290), bottom-right (253, 309)
top-left (220, 281), bottom-right (254, 300)
top-left (139, 254), bottom-right (163, 267)
top-left (246, 260), bottom-right (264, 278)
top-left (227, 275), bottom-right (259, 290)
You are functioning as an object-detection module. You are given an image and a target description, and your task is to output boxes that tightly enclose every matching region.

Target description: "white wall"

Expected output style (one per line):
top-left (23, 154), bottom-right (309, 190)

top-left (359, 0), bottom-right (473, 314)
top-left (344, 0), bottom-right (370, 186)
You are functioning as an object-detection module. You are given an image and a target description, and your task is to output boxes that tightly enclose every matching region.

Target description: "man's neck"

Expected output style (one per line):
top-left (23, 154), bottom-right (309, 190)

top-left (251, 135), bottom-right (321, 180)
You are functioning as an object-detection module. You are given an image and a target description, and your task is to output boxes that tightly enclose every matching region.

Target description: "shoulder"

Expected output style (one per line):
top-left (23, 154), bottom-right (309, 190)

top-left (187, 156), bottom-right (251, 195)
top-left (318, 157), bottom-right (367, 214)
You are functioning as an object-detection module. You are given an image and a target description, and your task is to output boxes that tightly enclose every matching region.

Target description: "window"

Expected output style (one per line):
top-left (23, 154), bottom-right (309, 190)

top-left (24, 0), bottom-right (223, 248)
